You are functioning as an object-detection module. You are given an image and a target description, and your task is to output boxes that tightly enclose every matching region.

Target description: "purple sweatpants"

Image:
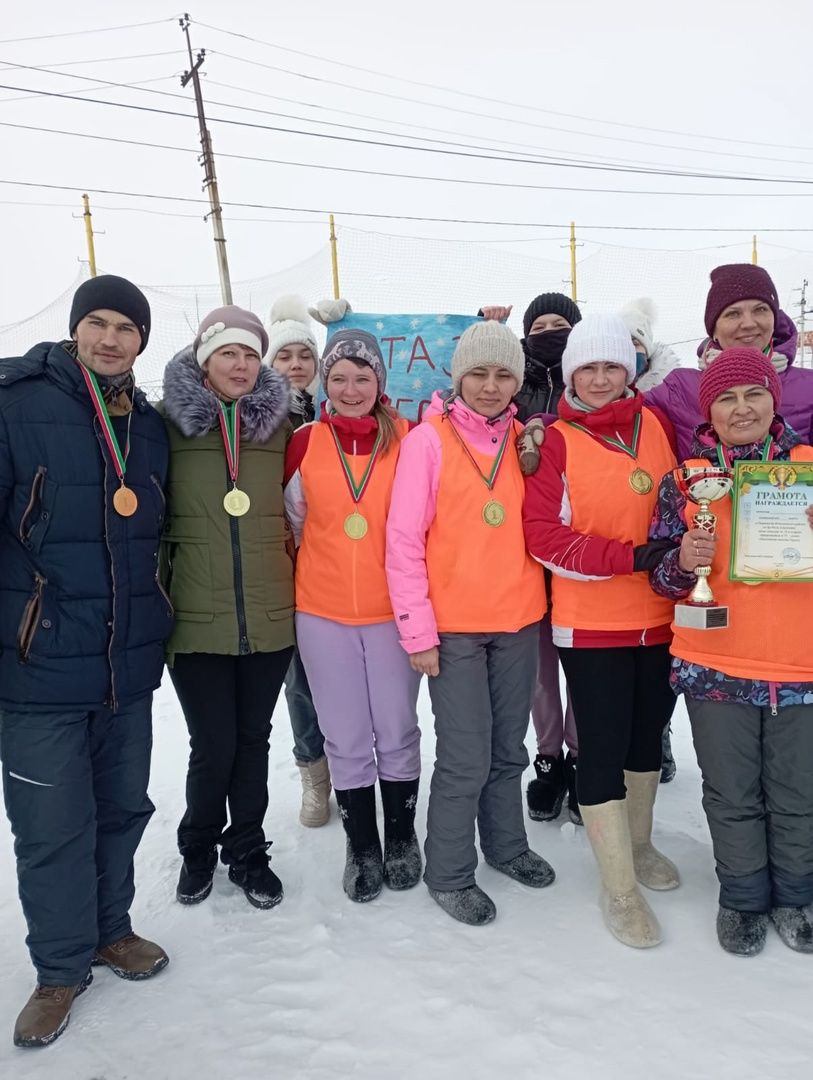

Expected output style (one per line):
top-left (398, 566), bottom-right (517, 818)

top-left (531, 612), bottom-right (578, 756)
top-left (295, 612), bottom-right (421, 790)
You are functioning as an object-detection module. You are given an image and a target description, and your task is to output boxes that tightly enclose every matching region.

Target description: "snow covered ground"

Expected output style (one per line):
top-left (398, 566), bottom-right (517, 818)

top-left (1, 678), bottom-right (811, 1080)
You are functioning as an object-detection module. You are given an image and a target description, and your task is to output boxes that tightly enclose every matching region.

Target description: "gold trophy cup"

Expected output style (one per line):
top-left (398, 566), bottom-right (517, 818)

top-left (674, 466), bottom-right (733, 630)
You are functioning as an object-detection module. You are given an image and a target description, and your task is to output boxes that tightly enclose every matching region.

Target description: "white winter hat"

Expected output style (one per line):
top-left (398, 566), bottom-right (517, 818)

top-left (619, 297), bottom-right (657, 359)
top-left (265, 295), bottom-right (319, 364)
top-left (561, 314), bottom-right (637, 388)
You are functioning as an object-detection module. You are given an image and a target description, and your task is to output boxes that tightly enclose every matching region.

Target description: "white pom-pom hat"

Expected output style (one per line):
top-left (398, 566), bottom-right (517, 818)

top-left (619, 297), bottom-right (657, 360)
top-left (265, 295), bottom-right (319, 363)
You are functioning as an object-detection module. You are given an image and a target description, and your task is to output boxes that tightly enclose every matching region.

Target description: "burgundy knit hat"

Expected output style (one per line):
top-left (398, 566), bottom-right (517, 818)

top-left (703, 263), bottom-right (779, 338)
top-left (698, 347), bottom-right (782, 421)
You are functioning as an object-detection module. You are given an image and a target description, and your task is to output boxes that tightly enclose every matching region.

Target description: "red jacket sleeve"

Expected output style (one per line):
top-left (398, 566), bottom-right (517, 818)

top-left (523, 426), bottom-right (635, 579)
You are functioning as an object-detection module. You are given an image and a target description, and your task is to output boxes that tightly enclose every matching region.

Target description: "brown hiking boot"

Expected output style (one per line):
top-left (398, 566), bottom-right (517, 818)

top-left (93, 933), bottom-right (169, 981)
top-left (13, 971), bottom-right (92, 1048)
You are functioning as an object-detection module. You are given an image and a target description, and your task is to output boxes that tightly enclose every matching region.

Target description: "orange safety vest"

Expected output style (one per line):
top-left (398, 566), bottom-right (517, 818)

top-left (424, 414), bottom-right (546, 633)
top-left (550, 410), bottom-right (676, 631)
top-left (296, 418), bottom-right (409, 625)
top-left (671, 445), bottom-right (813, 682)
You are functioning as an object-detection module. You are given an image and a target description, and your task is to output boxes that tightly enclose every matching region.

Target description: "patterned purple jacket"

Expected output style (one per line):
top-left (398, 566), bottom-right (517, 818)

top-left (645, 312), bottom-right (813, 460)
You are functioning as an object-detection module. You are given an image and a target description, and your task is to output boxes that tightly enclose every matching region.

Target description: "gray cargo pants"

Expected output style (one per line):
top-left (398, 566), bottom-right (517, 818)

top-left (687, 698), bottom-right (813, 912)
top-left (424, 621), bottom-right (539, 892)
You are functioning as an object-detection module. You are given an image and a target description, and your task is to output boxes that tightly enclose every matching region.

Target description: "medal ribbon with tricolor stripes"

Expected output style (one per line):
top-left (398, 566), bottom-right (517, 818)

top-left (566, 411), bottom-right (642, 459)
top-left (446, 416), bottom-right (512, 490)
top-left (77, 362), bottom-right (130, 482)
top-left (330, 423), bottom-right (383, 503)
top-left (217, 400), bottom-right (242, 485)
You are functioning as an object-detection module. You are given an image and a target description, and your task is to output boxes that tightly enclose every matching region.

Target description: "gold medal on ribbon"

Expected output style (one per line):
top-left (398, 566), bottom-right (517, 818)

top-left (113, 484), bottom-right (139, 517)
top-left (628, 467), bottom-right (654, 495)
top-left (223, 487), bottom-right (251, 517)
top-left (344, 511), bottom-right (368, 540)
top-left (482, 499), bottom-right (506, 527)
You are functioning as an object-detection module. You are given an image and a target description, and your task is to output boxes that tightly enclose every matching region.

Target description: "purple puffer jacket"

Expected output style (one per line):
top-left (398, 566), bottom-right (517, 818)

top-left (644, 311), bottom-right (812, 460)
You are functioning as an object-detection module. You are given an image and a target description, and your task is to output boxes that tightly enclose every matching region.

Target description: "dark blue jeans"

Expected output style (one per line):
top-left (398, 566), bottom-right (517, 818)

top-left (284, 648), bottom-right (325, 764)
top-left (0, 695), bottom-right (154, 985)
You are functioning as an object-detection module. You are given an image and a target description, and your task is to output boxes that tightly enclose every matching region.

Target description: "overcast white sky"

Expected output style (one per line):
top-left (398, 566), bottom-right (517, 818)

top-left (1, 0), bottom-right (812, 327)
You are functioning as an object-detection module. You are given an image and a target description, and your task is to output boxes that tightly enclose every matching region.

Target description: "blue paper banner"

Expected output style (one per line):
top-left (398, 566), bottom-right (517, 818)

top-left (326, 312), bottom-right (481, 421)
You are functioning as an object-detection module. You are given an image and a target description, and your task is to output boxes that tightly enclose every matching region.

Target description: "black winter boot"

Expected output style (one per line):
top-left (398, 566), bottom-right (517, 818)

top-left (660, 724), bottom-right (676, 783)
top-left (716, 906), bottom-right (768, 956)
top-left (379, 778), bottom-right (422, 890)
top-left (176, 846), bottom-right (217, 905)
top-left (335, 786), bottom-right (384, 903)
top-left (428, 885), bottom-right (496, 926)
top-left (565, 752), bottom-right (583, 826)
top-left (227, 843), bottom-right (283, 910)
top-left (526, 752), bottom-right (566, 822)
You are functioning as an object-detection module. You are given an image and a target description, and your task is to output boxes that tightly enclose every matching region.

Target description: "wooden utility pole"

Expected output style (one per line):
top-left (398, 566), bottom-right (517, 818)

top-left (180, 14), bottom-right (233, 304)
top-left (329, 215), bottom-right (341, 299)
top-left (569, 222), bottom-right (579, 304)
top-left (82, 194), bottom-right (98, 276)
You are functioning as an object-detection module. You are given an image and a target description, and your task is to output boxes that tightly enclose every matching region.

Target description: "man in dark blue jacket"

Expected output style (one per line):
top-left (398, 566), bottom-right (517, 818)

top-left (0, 275), bottom-right (173, 1048)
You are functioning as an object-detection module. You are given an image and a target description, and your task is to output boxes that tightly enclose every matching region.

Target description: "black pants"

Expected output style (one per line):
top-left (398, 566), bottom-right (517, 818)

top-left (170, 649), bottom-right (292, 862)
top-left (557, 644), bottom-right (675, 806)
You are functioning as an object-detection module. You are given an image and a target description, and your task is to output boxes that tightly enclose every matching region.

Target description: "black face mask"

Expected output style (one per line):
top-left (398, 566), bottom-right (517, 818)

top-left (523, 328), bottom-right (571, 369)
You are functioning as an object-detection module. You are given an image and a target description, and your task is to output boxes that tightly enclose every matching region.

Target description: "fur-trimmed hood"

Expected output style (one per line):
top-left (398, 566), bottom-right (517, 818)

top-left (162, 344), bottom-right (289, 442)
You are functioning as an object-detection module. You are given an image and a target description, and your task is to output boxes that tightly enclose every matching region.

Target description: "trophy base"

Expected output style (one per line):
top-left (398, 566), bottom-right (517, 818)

top-left (674, 603), bottom-right (729, 630)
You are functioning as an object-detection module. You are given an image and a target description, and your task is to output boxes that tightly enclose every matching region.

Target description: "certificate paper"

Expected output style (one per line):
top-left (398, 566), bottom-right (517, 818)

top-left (730, 460), bottom-right (813, 582)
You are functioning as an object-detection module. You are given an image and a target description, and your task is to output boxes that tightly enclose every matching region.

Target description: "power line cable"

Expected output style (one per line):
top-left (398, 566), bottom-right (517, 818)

top-left (2, 179), bottom-right (812, 231)
top-left (0, 50), bottom-right (183, 71)
top-left (194, 19), bottom-right (813, 155)
top-left (2, 119), bottom-right (811, 199)
top-left (206, 51), bottom-right (813, 170)
top-left (1, 57), bottom-right (714, 173)
top-left (6, 56), bottom-right (811, 178)
top-left (1, 79), bottom-right (811, 188)
top-left (0, 18), bottom-right (179, 46)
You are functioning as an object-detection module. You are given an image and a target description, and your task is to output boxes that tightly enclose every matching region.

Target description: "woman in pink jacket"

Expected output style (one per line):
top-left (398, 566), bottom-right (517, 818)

top-left (386, 321), bottom-right (551, 926)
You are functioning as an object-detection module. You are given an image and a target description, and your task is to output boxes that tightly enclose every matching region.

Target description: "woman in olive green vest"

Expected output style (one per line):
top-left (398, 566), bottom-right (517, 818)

top-left (159, 305), bottom-right (294, 911)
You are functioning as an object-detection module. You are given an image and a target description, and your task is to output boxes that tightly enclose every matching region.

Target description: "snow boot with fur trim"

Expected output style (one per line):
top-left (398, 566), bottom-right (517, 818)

top-left (624, 770), bottom-right (680, 891)
top-left (335, 785), bottom-right (384, 902)
top-left (717, 907), bottom-right (768, 956)
top-left (379, 777), bottom-right (422, 890)
top-left (580, 799), bottom-right (661, 948)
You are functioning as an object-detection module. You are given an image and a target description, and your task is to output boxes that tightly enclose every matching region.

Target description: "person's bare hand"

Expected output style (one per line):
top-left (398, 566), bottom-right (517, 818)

top-left (409, 647), bottom-right (440, 677)
top-left (679, 528), bottom-right (717, 573)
